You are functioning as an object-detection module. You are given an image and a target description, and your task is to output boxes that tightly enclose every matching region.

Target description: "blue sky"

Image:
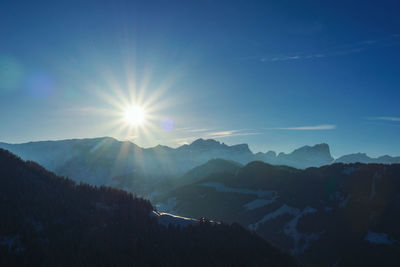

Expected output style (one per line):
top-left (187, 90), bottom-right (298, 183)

top-left (0, 0), bottom-right (399, 157)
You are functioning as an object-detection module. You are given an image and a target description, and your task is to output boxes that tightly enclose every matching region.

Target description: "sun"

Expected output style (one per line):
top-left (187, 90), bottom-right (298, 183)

top-left (123, 106), bottom-right (146, 126)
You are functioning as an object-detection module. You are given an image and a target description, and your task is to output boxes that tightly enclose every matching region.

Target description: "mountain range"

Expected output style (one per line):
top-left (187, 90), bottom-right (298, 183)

top-left (155, 159), bottom-right (400, 266)
top-left (1, 137), bottom-right (400, 266)
top-left (0, 137), bottom-right (399, 197)
top-left (0, 148), bottom-right (299, 267)
top-left (335, 153), bottom-right (400, 164)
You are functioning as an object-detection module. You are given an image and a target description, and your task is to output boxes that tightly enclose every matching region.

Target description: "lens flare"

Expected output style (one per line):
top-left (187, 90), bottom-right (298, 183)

top-left (26, 71), bottom-right (54, 98)
top-left (0, 55), bottom-right (24, 93)
top-left (161, 117), bottom-right (174, 131)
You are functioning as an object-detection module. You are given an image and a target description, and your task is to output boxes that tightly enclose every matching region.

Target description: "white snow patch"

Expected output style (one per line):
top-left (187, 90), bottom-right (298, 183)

top-left (249, 205), bottom-right (320, 254)
top-left (151, 211), bottom-right (198, 228)
top-left (201, 182), bottom-right (276, 198)
top-left (283, 206), bottom-right (319, 254)
top-left (248, 204), bottom-right (299, 230)
top-left (365, 231), bottom-right (399, 245)
top-left (243, 197), bottom-right (277, 210)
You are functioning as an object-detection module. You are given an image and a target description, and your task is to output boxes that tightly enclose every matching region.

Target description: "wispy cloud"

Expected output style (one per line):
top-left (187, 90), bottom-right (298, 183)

top-left (206, 130), bottom-right (261, 139)
top-left (368, 117), bottom-right (400, 122)
top-left (259, 34), bottom-right (400, 62)
top-left (261, 54), bottom-right (326, 62)
top-left (272, 124), bottom-right (336, 130)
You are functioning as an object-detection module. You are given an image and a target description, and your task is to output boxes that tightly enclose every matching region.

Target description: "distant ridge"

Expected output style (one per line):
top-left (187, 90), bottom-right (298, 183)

top-left (0, 137), bottom-right (399, 198)
top-left (1, 137), bottom-right (398, 173)
top-left (335, 152), bottom-right (400, 164)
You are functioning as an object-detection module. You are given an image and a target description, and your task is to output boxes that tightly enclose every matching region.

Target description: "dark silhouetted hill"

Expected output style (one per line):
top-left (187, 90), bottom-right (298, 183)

top-left (175, 158), bottom-right (243, 187)
top-left (157, 160), bottom-right (400, 267)
top-left (0, 149), bottom-right (299, 267)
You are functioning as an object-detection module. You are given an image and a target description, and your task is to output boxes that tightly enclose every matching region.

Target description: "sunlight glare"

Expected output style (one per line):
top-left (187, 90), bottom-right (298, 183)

top-left (124, 106), bottom-right (146, 126)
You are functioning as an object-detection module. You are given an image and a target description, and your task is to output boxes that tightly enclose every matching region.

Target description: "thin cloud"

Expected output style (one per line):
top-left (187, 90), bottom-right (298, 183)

top-left (368, 117), bottom-right (400, 122)
top-left (262, 54), bottom-right (325, 62)
top-left (261, 48), bottom-right (362, 62)
top-left (272, 124), bottom-right (336, 130)
top-left (206, 130), bottom-right (261, 139)
top-left (259, 34), bottom-right (399, 62)
top-left (206, 130), bottom-right (237, 138)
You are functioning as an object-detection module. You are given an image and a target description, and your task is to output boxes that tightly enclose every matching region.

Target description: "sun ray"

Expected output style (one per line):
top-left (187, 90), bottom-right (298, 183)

top-left (123, 105), bottom-right (146, 126)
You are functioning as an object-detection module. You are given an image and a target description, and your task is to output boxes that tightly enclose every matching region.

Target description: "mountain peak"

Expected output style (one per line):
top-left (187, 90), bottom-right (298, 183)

top-left (295, 143), bottom-right (330, 152)
top-left (289, 143), bottom-right (332, 158)
top-left (229, 143), bottom-right (252, 153)
top-left (188, 139), bottom-right (252, 154)
top-left (276, 143), bottom-right (333, 168)
top-left (335, 152), bottom-right (372, 163)
top-left (189, 139), bottom-right (226, 149)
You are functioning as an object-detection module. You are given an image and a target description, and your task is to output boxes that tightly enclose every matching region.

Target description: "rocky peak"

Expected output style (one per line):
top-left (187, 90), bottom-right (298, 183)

top-left (189, 139), bottom-right (225, 149)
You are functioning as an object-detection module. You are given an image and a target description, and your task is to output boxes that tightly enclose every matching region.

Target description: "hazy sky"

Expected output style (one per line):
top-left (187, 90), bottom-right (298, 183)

top-left (1, 0), bottom-right (400, 157)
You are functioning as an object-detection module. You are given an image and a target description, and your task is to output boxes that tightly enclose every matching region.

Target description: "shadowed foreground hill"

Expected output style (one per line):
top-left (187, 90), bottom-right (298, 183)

top-left (0, 149), bottom-right (299, 267)
top-left (157, 160), bottom-right (400, 266)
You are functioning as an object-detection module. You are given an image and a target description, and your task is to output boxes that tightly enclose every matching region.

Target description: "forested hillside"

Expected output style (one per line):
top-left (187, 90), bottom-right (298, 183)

top-left (0, 149), bottom-right (299, 267)
top-left (157, 160), bottom-right (400, 266)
